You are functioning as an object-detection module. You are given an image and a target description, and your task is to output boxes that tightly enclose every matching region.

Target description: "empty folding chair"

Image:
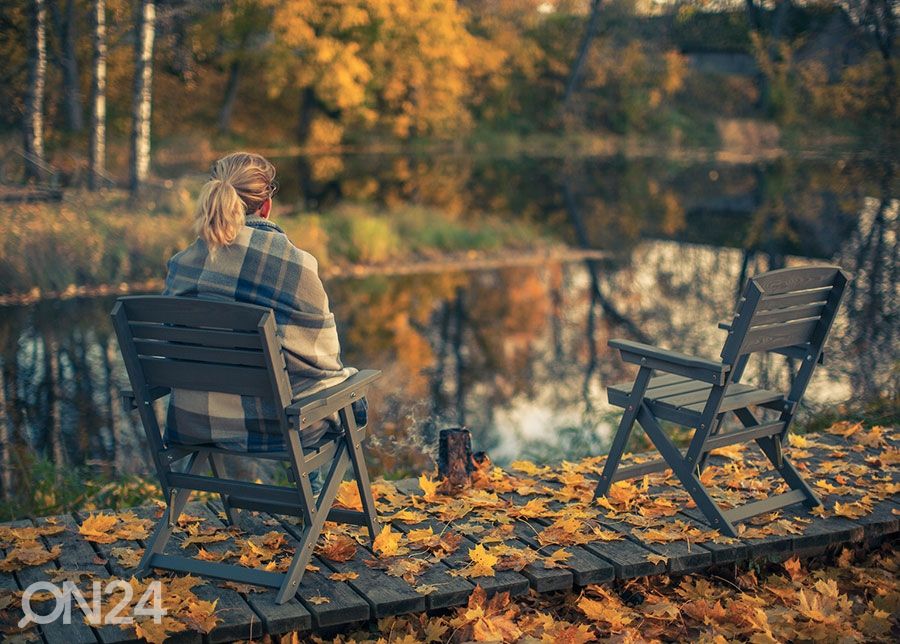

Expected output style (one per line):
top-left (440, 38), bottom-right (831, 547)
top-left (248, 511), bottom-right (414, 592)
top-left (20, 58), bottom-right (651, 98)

top-left (594, 266), bottom-right (849, 537)
top-left (111, 295), bottom-right (381, 604)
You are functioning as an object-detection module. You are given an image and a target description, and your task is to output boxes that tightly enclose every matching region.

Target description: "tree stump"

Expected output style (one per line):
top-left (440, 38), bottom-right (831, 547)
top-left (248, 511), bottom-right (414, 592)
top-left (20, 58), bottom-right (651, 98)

top-left (438, 428), bottom-right (474, 491)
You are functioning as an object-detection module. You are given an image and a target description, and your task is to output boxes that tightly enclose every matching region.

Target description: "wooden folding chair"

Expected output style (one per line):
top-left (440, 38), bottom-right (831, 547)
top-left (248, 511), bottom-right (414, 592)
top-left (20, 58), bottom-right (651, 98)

top-left (111, 296), bottom-right (381, 604)
top-left (594, 266), bottom-right (849, 537)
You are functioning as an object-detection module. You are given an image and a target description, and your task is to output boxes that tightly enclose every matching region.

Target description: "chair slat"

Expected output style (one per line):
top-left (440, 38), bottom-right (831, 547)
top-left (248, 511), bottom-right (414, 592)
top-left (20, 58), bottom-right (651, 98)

top-left (120, 296), bottom-right (268, 330)
top-left (133, 339), bottom-right (266, 367)
top-left (738, 317), bottom-right (820, 355)
top-left (140, 357), bottom-right (272, 396)
top-left (757, 286), bottom-right (831, 311)
top-left (130, 322), bottom-right (263, 349)
top-left (646, 380), bottom-right (714, 402)
top-left (750, 302), bottom-right (825, 326)
top-left (683, 386), bottom-right (783, 414)
top-left (752, 266), bottom-right (840, 295)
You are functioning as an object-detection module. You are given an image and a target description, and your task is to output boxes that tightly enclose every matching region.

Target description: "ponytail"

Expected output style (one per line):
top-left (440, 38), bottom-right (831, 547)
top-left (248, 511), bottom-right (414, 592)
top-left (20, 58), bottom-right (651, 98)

top-left (194, 178), bottom-right (245, 248)
top-left (194, 152), bottom-right (277, 249)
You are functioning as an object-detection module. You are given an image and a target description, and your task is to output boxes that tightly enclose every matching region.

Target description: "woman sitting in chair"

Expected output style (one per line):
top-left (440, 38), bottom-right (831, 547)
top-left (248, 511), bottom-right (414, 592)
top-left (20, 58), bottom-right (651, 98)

top-left (163, 151), bottom-right (363, 452)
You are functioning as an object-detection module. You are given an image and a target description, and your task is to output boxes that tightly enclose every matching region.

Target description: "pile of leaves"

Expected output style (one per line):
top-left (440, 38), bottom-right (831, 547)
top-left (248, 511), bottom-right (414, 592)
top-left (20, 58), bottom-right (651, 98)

top-left (316, 544), bottom-right (899, 642)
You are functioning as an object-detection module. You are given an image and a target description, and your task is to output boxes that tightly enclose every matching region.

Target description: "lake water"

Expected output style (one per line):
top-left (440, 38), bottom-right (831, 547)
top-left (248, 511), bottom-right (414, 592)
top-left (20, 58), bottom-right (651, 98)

top-left (0, 152), bottom-right (896, 501)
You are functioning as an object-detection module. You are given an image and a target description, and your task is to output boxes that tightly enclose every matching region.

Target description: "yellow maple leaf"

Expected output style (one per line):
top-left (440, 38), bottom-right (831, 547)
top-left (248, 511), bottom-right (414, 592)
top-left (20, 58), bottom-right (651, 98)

top-left (577, 595), bottom-right (634, 632)
top-left (0, 544), bottom-right (61, 572)
top-left (328, 571), bottom-right (359, 582)
top-left (419, 474), bottom-right (439, 500)
top-left (509, 460), bottom-right (545, 476)
top-left (467, 543), bottom-right (498, 577)
top-left (543, 549), bottom-right (572, 569)
top-left (373, 524), bottom-right (403, 557)
top-left (79, 513), bottom-right (120, 543)
top-left (334, 481), bottom-right (363, 511)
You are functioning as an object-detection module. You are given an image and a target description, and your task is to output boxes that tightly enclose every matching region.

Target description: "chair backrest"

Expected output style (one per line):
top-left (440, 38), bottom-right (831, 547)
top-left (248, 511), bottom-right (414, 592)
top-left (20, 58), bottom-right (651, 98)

top-left (111, 296), bottom-right (293, 419)
top-left (720, 266), bottom-right (849, 368)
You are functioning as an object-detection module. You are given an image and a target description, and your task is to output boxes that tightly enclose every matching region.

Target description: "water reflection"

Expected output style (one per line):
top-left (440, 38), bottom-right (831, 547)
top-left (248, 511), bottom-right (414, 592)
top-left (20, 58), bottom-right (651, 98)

top-left (1, 154), bottom-right (896, 503)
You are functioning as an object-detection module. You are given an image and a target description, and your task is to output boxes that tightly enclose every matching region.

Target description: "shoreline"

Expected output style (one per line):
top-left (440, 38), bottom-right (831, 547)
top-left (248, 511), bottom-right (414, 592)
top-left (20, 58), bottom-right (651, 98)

top-left (0, 247), bottom-right (609, 307)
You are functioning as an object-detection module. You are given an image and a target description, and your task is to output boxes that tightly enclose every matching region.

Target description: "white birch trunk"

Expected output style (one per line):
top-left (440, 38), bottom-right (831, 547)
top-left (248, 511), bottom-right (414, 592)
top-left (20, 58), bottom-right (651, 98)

top-left (24, 0), bottom-right (47, 181)
top-left (129, 0), bottom-right (156, 194)
top-left (88, 0), bottom-right (107, 190)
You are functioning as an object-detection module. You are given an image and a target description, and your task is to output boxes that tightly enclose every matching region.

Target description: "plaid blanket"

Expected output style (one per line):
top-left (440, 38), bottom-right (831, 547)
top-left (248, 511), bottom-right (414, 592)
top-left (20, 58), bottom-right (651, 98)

top-left (162, 216), bottom-right (355, 452)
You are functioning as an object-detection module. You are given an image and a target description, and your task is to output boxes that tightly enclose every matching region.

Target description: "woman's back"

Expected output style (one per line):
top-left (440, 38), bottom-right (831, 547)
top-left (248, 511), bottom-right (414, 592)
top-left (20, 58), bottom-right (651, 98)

top-left (162, 153), bottom-right (353, 452)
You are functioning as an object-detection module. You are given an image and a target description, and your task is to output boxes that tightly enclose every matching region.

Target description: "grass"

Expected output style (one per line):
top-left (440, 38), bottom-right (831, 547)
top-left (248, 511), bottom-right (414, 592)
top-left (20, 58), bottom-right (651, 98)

top-left (0, 183), bottom-right (556, 298)
top-left (0, 455), bottom-right (163, 522)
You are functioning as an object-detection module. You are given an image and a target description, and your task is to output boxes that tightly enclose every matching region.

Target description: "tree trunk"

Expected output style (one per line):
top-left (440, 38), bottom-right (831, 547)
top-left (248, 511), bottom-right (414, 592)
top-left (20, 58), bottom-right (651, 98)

top-left (218, 59), bottom-right (242, 132)
top-left (129, 0), bottom-right (156, 195)
top-left (297, 85), bottom-right (316, 145)
top-left (49, 0), bottom-right (83, 131)
top-left (88, 0), bottom-right (107, 190)
top-left (24, 0), bottom-right (47, 181)
top-left (562, 0), bottom-right (603, 115)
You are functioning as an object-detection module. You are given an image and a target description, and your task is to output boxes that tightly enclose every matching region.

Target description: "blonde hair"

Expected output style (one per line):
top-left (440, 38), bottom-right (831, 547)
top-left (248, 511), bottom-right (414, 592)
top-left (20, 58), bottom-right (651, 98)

top-left (195, 152), bottom-right (277, 248)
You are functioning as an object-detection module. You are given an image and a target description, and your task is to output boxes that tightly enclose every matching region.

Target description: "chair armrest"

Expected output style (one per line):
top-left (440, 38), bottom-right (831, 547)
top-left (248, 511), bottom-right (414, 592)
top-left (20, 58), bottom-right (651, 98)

top-left (286, 369), bottom-right (382, 427)
top-left (122, 386), bottom-right (171, 411)
top-left (609, 339), bottom-right (730, 385)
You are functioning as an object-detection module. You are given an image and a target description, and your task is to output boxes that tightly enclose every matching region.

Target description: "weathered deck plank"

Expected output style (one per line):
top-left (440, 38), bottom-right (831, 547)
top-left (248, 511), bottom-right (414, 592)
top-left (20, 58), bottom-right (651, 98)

top-left (207, 502), bottom-right (370, 631)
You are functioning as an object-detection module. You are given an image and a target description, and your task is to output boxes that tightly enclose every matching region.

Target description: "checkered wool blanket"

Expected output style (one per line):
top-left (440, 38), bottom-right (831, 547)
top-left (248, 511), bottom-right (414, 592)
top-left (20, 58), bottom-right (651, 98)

top-left (162, 216), bottom-right (355, 451)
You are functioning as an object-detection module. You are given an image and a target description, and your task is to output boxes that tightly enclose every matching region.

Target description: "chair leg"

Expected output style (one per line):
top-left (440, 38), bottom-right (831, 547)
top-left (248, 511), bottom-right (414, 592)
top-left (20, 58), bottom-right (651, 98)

top-left (636, 405), bottom-right (738, 537)
top-left (276, 445), bottom-right (351, 604)
top-left (340, 406), bottom-right (380, 541)
top-left (207, 452), bottom-right (239, 526)
top-left (594, 367), bottom-right (653, 498)
top-left (734, 408), bottom-right (820, 509)
top-left (137, 453), bottom-right (202, 577)
top-left (696, 414), bottom-right (727, 474)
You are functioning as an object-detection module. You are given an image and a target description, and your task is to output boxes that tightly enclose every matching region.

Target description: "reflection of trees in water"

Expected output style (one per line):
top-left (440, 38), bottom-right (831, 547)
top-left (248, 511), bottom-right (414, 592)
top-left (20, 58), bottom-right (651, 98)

top-left (0, 298), bottom-right (147, 502)
top-left (835, 162), bottom-right (898, 402)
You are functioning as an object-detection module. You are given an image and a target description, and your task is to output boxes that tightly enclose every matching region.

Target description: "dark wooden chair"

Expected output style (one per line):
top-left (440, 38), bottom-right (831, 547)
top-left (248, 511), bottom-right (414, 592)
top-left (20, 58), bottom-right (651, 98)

top-left (111, 296), bottom-right (381, 604)
top-left (594, 266), bottom-right (849, 537)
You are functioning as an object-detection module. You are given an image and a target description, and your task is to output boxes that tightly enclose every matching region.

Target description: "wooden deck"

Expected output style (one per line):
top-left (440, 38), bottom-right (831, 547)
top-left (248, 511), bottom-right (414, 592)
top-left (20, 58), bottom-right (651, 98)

top-left (1, 427), bottom-right (897, 643)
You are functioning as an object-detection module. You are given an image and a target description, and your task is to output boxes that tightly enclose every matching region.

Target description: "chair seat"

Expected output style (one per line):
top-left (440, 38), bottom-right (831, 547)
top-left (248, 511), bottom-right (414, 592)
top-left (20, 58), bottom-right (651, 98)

top-left (608, 373), bottom-right (784, 424)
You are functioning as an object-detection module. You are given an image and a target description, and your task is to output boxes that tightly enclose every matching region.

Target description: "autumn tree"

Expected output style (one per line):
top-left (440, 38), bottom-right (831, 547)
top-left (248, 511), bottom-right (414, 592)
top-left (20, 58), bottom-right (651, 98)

top-left (265, 0), bottom-right (498, 147)
top-left (130, 0), bottom-right (156, 194)
top-left (840, 0), bottom-right (898, 117)
top-left (203, 0), bottom-right (274, 132)
top-left (88, 0), bottom-right (107, 190)
top-left (23, 0), bottom-right (48, 181)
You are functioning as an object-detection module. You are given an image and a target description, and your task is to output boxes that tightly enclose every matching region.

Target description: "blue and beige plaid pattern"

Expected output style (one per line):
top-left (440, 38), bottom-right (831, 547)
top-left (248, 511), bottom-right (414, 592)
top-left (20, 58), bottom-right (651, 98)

top-left (162, 216), bottom-right (356, 452)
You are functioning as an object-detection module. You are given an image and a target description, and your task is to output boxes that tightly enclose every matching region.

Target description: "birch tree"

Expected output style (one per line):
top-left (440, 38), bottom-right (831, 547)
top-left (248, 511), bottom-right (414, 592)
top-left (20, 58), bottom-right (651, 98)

top-left (130, 0), bottom-right (156, 194)
top-left (88, 0), bottom-right (107, 190)
top-left (24, 0), bottom-right (47, 181)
